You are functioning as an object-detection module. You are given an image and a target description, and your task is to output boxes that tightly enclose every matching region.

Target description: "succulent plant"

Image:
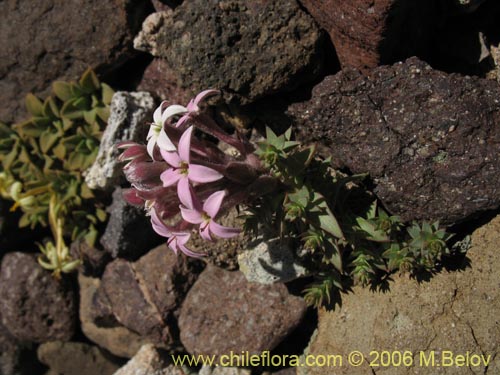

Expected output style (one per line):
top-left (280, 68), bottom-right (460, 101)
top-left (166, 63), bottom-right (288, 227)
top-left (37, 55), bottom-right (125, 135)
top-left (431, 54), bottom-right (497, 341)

top-left (0, 69), bottom-right (113, 275)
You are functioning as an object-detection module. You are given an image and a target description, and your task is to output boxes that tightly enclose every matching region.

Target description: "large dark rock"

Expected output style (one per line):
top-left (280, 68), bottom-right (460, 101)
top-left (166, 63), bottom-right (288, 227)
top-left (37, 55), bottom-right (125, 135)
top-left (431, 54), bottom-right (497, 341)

top-left (98, 245), bottom-right (202, 347)
top-left (178, 265), bottom-right (307, 356)
top-left (298, 0), bottom-right (442, 71)
top-left (0, 0), bottom-right (152, 123)
top-left (134, 0), bottom-right (324, 104)
top-left (100, 187), bottom-right (163, 260)
top-left (0, 253), bottom-right (76, 343)
top-left (288, 57), bottom-right (500, 225)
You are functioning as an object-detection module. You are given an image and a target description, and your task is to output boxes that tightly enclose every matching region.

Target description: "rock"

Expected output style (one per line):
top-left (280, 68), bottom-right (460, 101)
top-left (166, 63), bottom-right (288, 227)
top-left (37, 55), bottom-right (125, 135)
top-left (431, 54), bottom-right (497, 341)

top-left (288, 57), bottom-right (500, 225)
top-left (85, 92), bottom-right (155, 191)
top-left (137, 59), bottom-right (192, 104)
top-left (298, 0), bottom-right (441, 71)
top-left (134, 1), bottom-right (324, 105)
top-left (151, 0), bottom-right (182, 12)
top-left (113, 344), bottom-right (183, 375)
top-left (70, 238), bottom-right (110, 277)
top-left (79, 273), bottom-right (150, 358)
top-left (238, 237), bottom-right (309, 284)
top-left (100, 187), bottom-right (163, 260)
top-left (0, 0), bottom-right (151, 123)
top-left (179, 265), bottom-right (307, 356)
top-left (37, 341), bottom-right (122, 375)
top-left (99, 245), bottom-right (201, 346)
top-left (301, 214), bottom-right (500, 375)
top-left (199, 367), bottom-right (251, 375)
top-left (0, 253), bottom-right (76, 343)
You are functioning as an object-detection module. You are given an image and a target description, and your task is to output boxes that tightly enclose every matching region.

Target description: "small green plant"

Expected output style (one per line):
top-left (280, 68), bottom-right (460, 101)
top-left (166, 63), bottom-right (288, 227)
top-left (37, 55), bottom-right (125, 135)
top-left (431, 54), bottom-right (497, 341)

top-left (0, 69), bottom-right (113, 276)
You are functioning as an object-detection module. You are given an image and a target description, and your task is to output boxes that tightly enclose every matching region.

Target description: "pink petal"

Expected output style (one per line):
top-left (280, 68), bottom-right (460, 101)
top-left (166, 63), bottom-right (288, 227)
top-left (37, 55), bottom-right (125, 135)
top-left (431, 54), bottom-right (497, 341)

top-left (177, 177), bottom-right (194, 208)
top-left (209, 221), bottom-right (240, 239)
top-left (161, 104), bottom-right (187, 123)
top-left (186, 99), bottom-right (197, 112)
top-left (180, 206), bottom-right (204, 224)
top-left (160, 168), bottom-right (182, 187)
top-left (146, 137), bottom-right (156, 159)
top-left (178, 126), bottom-right (194, 162)
top-left (188, 164), bottom-right (223, 184)
top-left (176, 114), bottom-right (190, 128)
top-left (157, 129), bottom-right (176, 151)
top-left (178, 242), bottom-right (205, 258)
top-left (160, 149), bottom-right (181, 167)
top-left (203, 190), bottom-right (225, 218)
top-left (193, 89), bottom-right (219, 106)
top-left (200, 222), bottom-right (212, 241)
top-left (150, 208), bottom-right (173, 237)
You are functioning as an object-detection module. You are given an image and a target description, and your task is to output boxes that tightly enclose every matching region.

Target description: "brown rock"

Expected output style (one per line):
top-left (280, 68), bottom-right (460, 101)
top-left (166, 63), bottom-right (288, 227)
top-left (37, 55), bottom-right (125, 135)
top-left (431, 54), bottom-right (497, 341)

top-left (0, 253), bottom-right (76, 343)
top-left (179, 265), bottom-right (307, 356)
top-left (0, 0), bottom-right (152, 123)
top-left (113, 344), bottom-right (184, 375)
top-left (37, 341), bottom-right (122, 375)
top-left (299, 0), bottom-right (441, 71)
top-left (134, 0), bottom-right (324, 105)
top-left (79, 273), bottom-right (150, 359)
top-left (288, 57), bottom-right (500, 224)
top-left (300, 215), bottom-right (500, 375)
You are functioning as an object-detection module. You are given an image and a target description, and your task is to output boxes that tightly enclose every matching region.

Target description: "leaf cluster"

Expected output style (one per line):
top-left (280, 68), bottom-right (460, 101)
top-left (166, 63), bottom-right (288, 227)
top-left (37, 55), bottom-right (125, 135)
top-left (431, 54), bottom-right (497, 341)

top-left (0, 69), bottom-right (113, 275)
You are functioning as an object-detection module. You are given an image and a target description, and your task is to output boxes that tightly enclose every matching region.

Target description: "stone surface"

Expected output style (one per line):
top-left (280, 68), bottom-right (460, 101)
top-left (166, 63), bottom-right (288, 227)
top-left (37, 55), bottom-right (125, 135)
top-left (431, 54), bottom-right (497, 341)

top-left (70, 238), bottom-right (110, 277)
top-left (134, 1), bottom-right (324, 105)
top-left (299, 0), bottom-right (441, 71)
top-left (137, 59), bottom-right (192, 104)
top-left (0, 323), bottom-right (43, 375)
top-left (199, 367), bottom-right (251, 375)
top-left (0, 252), bottom-right (76, 343)
top-left (288, 57), bottom-right (500, 225)
top-left (98, 245), bottom-right (202, 346)
top-left (113, 344), bottom-right (183, 375)
top-left (85, 91), bottom-right (155, 191)
top-left (79, 273), bottom-right (150, 358)
top-left (0, 0), bottom-right (151, 123)
top-left (238, 237), bottom-right (309, 284)
top-left (179, 265), bottom-right (307, 356)
top-left (100, 187), bottom-right (163, 260)
top-left (301, 214), bottom-right (500, 375)
top-left (37, 341), bottom-right (122, 375)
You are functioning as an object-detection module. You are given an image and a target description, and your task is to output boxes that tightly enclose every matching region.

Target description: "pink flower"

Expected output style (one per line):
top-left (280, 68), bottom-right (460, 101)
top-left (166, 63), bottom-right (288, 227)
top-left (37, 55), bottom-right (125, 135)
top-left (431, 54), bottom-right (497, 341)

top-left (176, 89), bottom-right (219, 127)
top-left (147, 101), bottom-right (188, 157)
top-left (160, 126), bottom-right (223, 203)
top-left (150, 208), bottom-right (204, 257)
top-left (180, 189), bottom-right (240, 241)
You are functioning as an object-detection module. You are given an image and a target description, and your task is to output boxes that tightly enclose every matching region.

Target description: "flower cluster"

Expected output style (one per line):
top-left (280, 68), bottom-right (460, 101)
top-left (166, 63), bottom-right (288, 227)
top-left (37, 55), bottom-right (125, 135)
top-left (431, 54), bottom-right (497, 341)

top-left (118, 90), bottom-right (273, 256)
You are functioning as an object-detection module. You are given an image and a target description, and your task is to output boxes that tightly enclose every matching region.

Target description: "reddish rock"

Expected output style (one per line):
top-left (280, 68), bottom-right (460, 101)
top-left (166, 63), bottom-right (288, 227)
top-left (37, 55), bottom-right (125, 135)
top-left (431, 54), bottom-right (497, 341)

top-left (299, 0), bottom-right (441, 71)
top-left (179, 265), bottom-right (307, 356)
top-left (288, 57), bottom-right (500, 225)
top-left (137, 58), bottom-right (192, 104)
top-left (0, 253), bottom-right (76, 343)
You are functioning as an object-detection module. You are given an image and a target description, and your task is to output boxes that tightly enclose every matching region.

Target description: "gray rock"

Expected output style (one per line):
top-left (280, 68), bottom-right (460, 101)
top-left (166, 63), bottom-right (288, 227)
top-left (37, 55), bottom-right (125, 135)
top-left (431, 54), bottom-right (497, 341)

top-left (301, 214), bottom-right (500, 375)
top-left (179, 265), bottom-right (307, 356)
top-left (0, 0), bottom-right (151, 123)
top-left (0, 253), bottom-right (76, 343)
top-left (100, 187), bottom-right (163, 260)
top-left (85, 91), bottom-right (155, 191)
top-left (199, 367), bottom-right (251, 375)
top-left (134, 1), bottom-right (324, 105)
top-left (37, 341), bottom-right (122, 375)
top-left (288, 57), bottom-right (500, 225)
top-left (112, 344), bottom-right (184, 375)
top-left (238, 238), bottom-right (309, 284)
top-left (79, 273), bottom-right (150, 359)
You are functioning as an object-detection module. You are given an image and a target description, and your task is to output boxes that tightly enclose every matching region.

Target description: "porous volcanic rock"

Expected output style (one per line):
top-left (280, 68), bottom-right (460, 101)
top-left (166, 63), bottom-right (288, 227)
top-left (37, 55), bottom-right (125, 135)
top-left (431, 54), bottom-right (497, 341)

top-left (113, 344), bottom-right (184, 375)
top-left (0, 0), bottom-right (152, 123)
top-left (100, 187), bottom-right (163, 260)
top-left (134, 0), bottom-right (324, 104)
top-left (178, 265), bottom-right (307, 356)
top-left (299, 214), bottom-right (500, 375)
top-left (298, 0), bottom-right (441, 71)
top-left (37, 341), bottom-right (122, 375)
top-left (99, 245), bottom-right (202, 347)
top-left (0, 253), bottom-right (76, 343)
top-left (288, 57), bottom-right (500, 224)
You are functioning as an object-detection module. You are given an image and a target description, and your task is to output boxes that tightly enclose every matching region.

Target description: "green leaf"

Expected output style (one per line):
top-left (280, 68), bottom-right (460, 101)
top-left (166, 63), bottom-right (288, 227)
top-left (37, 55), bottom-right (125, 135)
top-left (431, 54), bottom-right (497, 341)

top-left (39, 130), bottom-right (59, 153)
top-left (25, 94), bottom-right (44, 116)
top-left (52, 142), bottom-right (66, 160)
top-left (79, 68), bottom-right (100, 93)
top-left (356, 217), bottom-right (390, 242)
top-left (83, 109), bottom-right (97, 125)
top-left (52, 81), bottom-right (74, 102)
top-left (101, 83), bottom-right (114, 105)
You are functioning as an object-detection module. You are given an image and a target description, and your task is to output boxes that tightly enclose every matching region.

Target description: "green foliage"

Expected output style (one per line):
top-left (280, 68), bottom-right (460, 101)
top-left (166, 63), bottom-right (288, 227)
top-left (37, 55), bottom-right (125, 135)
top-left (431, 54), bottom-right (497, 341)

top-left (0, 69), bottom-right (113, 276)
top-left (250, 128), bottom-right (456, 308)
